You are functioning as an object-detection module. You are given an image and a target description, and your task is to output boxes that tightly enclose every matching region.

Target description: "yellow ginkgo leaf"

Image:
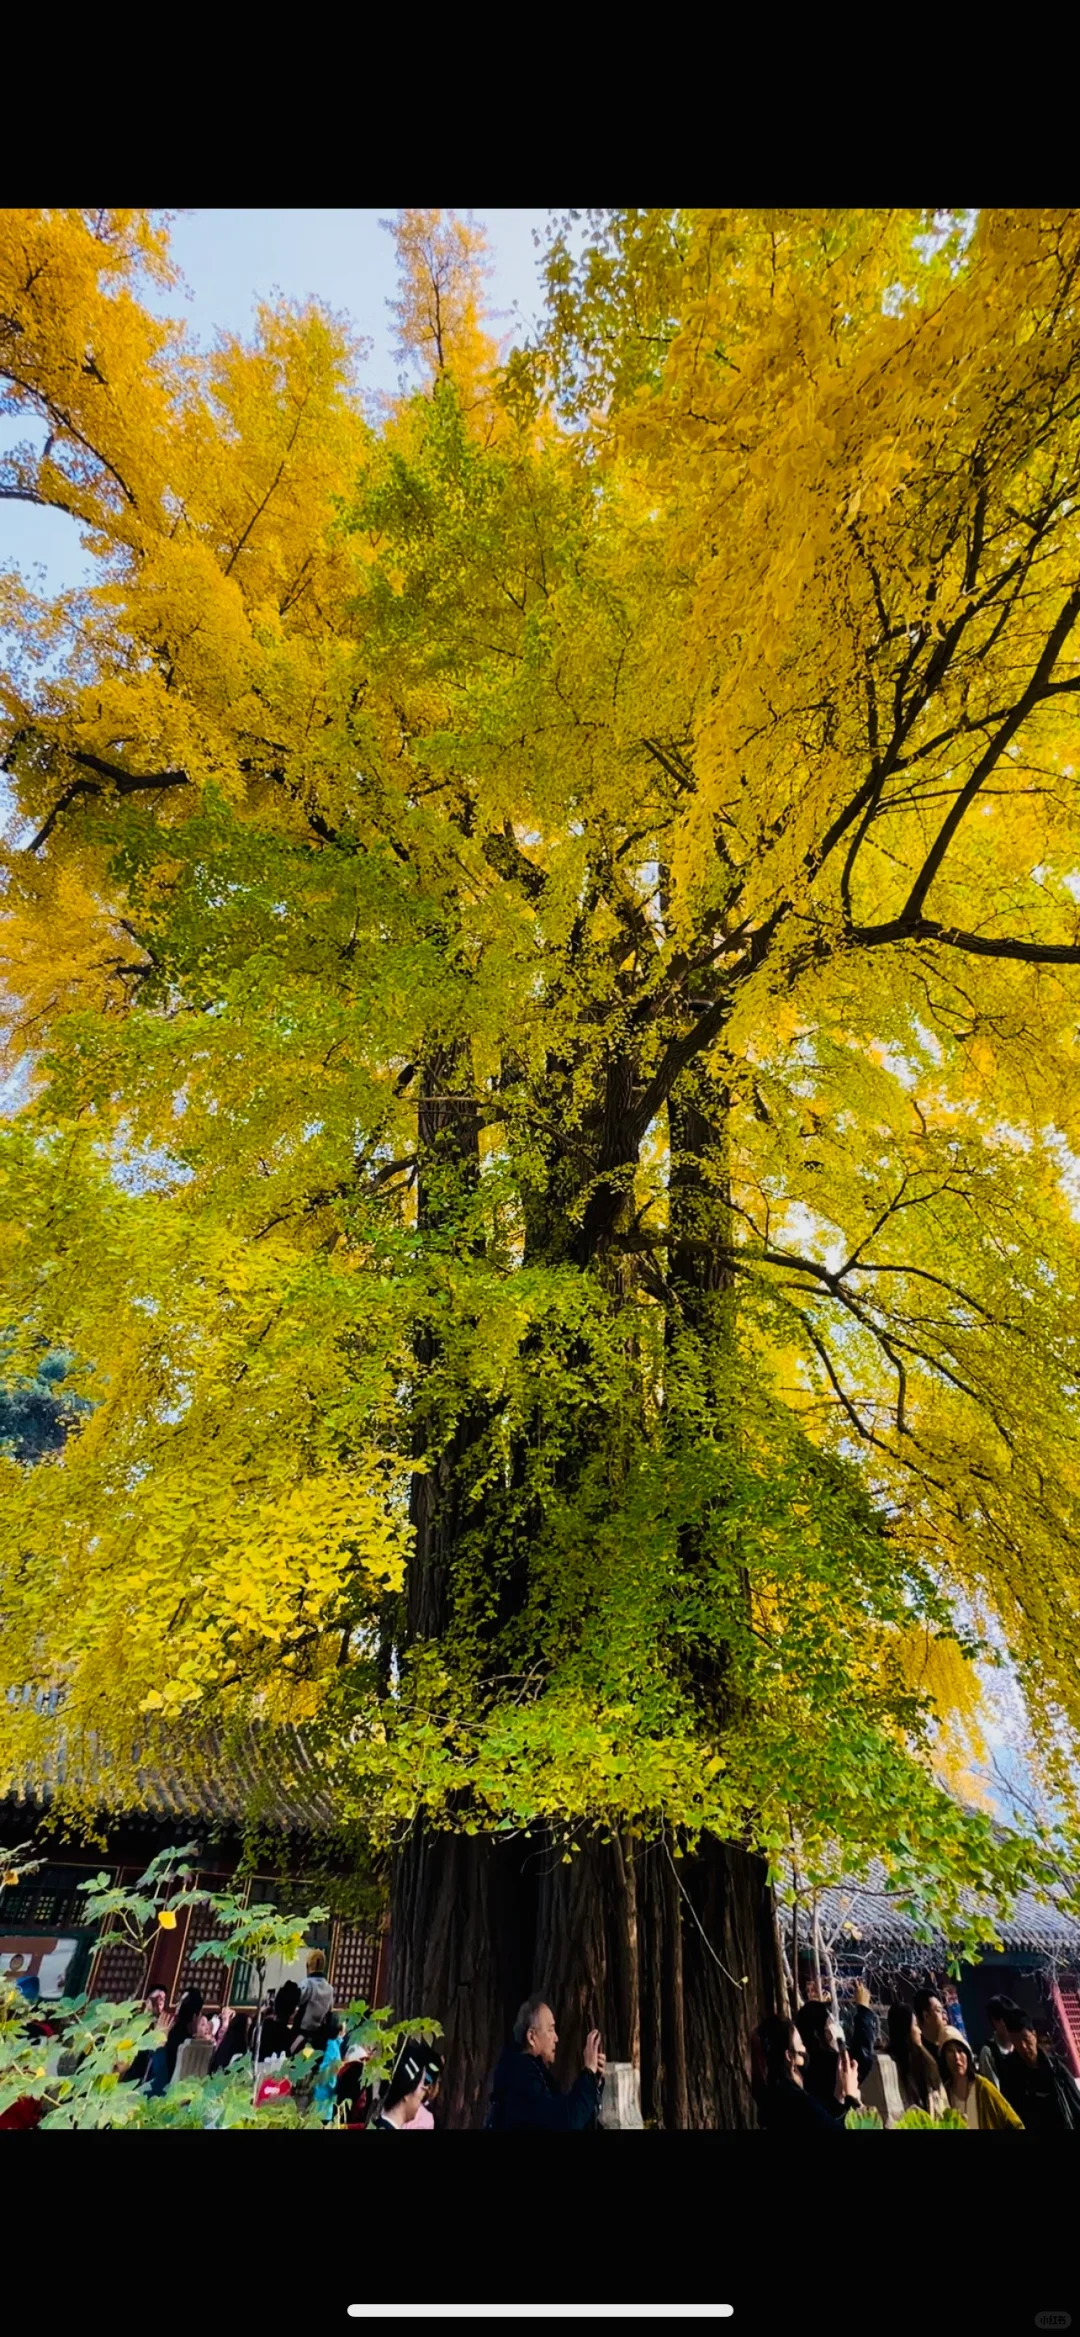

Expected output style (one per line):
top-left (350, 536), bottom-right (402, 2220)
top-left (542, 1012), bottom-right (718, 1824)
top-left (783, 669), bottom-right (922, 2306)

top-left (2, 1870), bottom-right (19, 1887)
top-left (157, 1908), bottom-right (177, 1931)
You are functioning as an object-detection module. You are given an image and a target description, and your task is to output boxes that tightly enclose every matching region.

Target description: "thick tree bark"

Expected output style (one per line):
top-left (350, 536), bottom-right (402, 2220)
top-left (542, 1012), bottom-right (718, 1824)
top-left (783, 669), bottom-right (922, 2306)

top-left (391, 1825), bottom-right (781, 2127)
top-left (678, 1834), bottom-right (784, 2127)
top-left (532, 1828), bottom-right (640, 2089)
top-left (389, 1829), bottom-right (536, 2128)
top-left (637, 1833), bottom-right (688, 2130)
top-left (407, 1039), bottom-right (483, 1643)
top-left (390, 1041), bottom-right (517, 2127)
top-left (635, 1831), bottom-right (782, 2128)
top-left (656, 1080), bottom-right (782, 2124)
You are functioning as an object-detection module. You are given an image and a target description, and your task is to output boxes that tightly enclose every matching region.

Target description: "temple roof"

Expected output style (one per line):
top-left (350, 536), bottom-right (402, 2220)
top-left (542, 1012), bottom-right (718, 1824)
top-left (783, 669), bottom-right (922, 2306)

top-left (0, 1724), bottom-right (342, 1836)
top-left (780, 1856), bottom-right (1080, 1961)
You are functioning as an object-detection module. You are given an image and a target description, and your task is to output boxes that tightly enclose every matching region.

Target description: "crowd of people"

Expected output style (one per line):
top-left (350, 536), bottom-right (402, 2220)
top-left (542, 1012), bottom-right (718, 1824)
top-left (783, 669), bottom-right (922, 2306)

top-left (118, 1952), bottom-right (446, 2126)
top-left (752, 1984), bottom-right (1080, 2133)
top-left (0, 1949), bottom-right (444, 2129)
top-left (125, 1977), bottom-right (603, 2130)
top-left (133, 1950), bottom-right (335, 2088)
top-left (7, 1948), bottom-right (1080, 2132)
top-left (84, 1976), bottom-right (606, 2131)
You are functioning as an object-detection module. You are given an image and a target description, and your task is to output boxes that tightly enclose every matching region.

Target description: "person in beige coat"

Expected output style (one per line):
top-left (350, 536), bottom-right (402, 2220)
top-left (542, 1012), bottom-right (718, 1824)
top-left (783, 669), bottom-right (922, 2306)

top-left (862, 2002), bottom-right (947, 2126)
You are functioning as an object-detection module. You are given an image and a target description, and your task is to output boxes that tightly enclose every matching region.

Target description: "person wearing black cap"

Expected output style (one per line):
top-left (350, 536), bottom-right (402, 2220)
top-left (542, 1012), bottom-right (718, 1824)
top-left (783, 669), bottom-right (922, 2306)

top-left (371, 2037), bottom-right (432, 2129)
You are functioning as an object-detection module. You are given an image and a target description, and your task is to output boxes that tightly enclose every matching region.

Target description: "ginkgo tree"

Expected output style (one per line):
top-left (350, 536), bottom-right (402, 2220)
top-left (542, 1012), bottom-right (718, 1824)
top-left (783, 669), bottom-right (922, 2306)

top-left (2, 205), bottom-right (1080, 2127)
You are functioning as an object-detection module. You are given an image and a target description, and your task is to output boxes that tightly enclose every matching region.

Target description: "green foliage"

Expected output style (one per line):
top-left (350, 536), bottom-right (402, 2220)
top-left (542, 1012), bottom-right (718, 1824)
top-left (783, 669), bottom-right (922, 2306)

top-left (894, 2105), bottom-right (968, 2130)
top-left (0, 1983), bottom-right (159, 2128)
top-left (0, 1984), bottom-right (315, 2128)
top-left (0, 1838), bottom-right (42, 1889)
top-left (846, 2104), bottom-right (968, 2130)
top-left (339, 1999), bottom-right (442, 2094)
top-left (0, 1975), bottom-right (437, 2130)
top-left (190, 1889), bottom-right (329, 2004)
top-left (135, 2066), bottom-right (302, 2129)
top-left (76, 1842), bottom-right (208, 1959)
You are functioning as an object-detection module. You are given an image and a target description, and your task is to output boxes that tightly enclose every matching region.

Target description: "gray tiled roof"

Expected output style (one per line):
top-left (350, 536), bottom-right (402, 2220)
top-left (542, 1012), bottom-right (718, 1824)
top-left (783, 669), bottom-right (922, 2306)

top-left (1, 1725), bottom-right (341, 1833)
top-left (780, 1857), bottom-right (1080, 1959)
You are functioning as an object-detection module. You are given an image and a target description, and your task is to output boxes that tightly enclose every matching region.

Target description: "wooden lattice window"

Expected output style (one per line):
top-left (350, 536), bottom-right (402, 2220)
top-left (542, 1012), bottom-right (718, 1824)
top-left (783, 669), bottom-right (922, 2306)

top-left (0, 1864), bottom-right (101, 1932)
top-left (330, 1922), bottom-right (382, 2008)
top-left (174, 1896), bottom-right (230, 2007)
top-left (91, 1932), bottom-right (148, 2003)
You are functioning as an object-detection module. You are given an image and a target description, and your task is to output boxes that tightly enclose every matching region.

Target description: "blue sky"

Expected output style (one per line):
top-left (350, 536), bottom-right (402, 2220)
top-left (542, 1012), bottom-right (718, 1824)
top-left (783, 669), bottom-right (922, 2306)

top-left (0, 207), bottom-right (555, 597)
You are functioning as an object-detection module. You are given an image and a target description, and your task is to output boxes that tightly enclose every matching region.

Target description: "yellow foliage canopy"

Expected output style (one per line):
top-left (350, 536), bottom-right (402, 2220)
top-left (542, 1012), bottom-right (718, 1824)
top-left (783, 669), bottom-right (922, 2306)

top-left (0, 208), bottom-right (1078, 1916)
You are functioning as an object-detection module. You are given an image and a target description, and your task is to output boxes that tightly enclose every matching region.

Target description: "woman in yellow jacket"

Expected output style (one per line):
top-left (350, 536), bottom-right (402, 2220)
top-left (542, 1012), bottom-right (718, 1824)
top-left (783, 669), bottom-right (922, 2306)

top-left (940, 2029), bottom-right (1024, 2128)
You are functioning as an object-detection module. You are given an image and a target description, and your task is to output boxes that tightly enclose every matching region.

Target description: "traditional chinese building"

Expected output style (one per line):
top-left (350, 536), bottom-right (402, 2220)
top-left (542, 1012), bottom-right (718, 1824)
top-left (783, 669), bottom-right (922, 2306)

top-left (0, 1730), bottom-right (387, 2016)
top-left (783, 1857), bottom-right (1080, 2077)
top-left (7, 1733), bottom-right (1079, 2086)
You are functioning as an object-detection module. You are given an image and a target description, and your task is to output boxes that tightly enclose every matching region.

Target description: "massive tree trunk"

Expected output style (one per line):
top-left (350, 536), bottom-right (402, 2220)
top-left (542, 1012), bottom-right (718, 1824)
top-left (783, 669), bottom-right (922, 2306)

top-left (652, 1079), bottom-right (782, 2124)
top-left (637, 1831), bottom-right (782, 2128)
top-left (389, 1043), bottom-right (515, 2126)
top-left (390, 1825), bottom-right (781, 2128)
top-left (532, 1828), bottom-right (640, 2089)
top-left (387, 1046), bottom-right (783, 2127)
top-left (637, 1832), bottom-right (689, 2129)
top-left (678, 1835), bottom-right (784, 2126)
top-left (389, 1829), bottom-right (536, 2130)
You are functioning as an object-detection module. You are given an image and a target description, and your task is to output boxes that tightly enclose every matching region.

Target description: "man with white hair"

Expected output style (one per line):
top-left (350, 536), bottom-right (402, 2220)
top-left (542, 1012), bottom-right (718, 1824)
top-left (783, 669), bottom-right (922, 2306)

top-left (486, 1995), bottom-right (605, 2131)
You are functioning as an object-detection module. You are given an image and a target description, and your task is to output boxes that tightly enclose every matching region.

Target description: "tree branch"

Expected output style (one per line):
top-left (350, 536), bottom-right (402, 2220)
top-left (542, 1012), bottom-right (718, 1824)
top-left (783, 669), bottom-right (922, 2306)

top-left (627, 916), bottom-right (783, 1143)
top-left (641, 736), bottom-right (696, 795)
top-left (898, 580), bottom-right (1080, 926)
top-left (25, 755), bottom-right (190, 852)
top-left (850, 915), bottom-right (1080, 965)
top-left (223, 391), bottom-right (311, 577)
top-left (778, 1303), bottom-right (950, 1491)
top-left (0, 368), bottom-right (140, 510)
top-left (482, 821), bottom-right (546, 898)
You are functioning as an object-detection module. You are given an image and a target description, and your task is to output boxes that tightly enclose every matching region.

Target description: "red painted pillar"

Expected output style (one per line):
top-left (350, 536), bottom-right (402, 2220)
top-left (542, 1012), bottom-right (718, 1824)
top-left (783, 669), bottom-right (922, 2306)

top-left (1050, 1978), bottom-right (1080, 2080)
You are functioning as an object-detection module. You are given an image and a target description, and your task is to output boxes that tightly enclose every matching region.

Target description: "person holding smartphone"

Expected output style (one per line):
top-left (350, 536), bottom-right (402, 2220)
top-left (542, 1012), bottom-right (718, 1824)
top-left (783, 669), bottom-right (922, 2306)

top-left (486, 1996), bottom-right (606, 2130)
top-left (848, 1977), bottom-right (878, 2084)
top-left (794, 2001), bottom-right (863, 2120)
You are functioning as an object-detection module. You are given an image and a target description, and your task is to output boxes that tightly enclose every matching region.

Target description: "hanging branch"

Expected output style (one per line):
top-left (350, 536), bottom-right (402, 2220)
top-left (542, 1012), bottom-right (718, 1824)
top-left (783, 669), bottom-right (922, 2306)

top-left (789, 1819), bottom-right (803, 2011)
top-left (819, 1921), bottom-right (842, 2036)
top-left (662, 1835), bottom-right (748, 1991)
